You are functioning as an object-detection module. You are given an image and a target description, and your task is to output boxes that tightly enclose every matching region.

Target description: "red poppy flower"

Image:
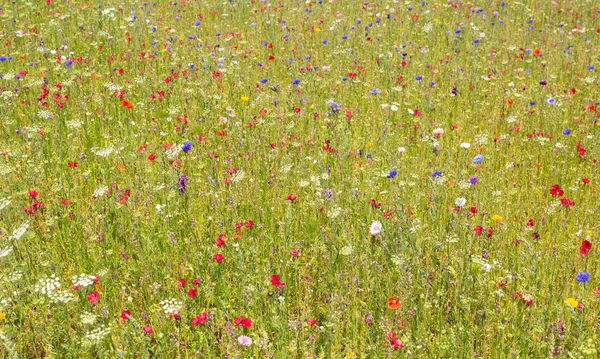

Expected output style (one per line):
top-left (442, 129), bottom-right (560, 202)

top-left (121, 99), bottom-right (133, 109)
top-left (387, 297), bottom-right (401, 309)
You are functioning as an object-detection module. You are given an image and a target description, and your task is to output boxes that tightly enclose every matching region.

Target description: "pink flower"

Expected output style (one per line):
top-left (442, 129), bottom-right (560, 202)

top-left (369, 221), bottom-right (382, 235)
top-left (120, 311), bottom-right (131, 320)
top-left (238, 335), bottom-right (253, 346)
top-left (143, 325), bottom-right (153, 333)
top-left (290, 249), bottom-right (300, 257)
top-left (213, 253), bottom-right (224, 263)
top-left (192, 278), bottom-right (201, 285)
top-left (87, 291), bottom-right (100, 305)
top-left (178, 278), bottom-right (186, 287)
top-left (306, 318), bottom-right (317, 326)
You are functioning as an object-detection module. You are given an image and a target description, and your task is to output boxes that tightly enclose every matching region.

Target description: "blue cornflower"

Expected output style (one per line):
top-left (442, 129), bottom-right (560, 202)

top-left (416, 75), bottom-right (423, 81)
top-left (328, 101), bottom-right (342, 113)
top-left (587, 65), bottom-right (595, 71)
top-left (182, 141), bottom-right (193, 153)
top-left (342, 35), bottom-right (348, 40)
top-left (260, 78), bottom-right (268, 84)
top-left (0, 55), bottom-right (7, 62)
top-left (195, 21), bottom-right (201, 26)
top-left (469, 176), bottom-right (479, 185)
top-left (65, 60), bottom-right (73, 67)
top-left (388, 170), bottom-right (398, 179)
top-left (292, 79), bottom-right (300, 85)
top-left (370, 88), bottom-right (380, 95)
top-left (547, 97), bottom-right (556, 105)
top-left (189, 63), bottom-right (195, 69)
top-left (473, 155), bottom-right (484, 164)
top-left (576, 271), bottom-right (590, 283)
top-left (562, 129), bottom-right (571, 135)
top-left (432, 171), bottom-right (442, 178)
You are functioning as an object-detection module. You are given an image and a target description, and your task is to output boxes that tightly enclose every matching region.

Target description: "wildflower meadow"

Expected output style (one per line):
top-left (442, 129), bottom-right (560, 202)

top-left (1, 0), bottom-right (600, 358)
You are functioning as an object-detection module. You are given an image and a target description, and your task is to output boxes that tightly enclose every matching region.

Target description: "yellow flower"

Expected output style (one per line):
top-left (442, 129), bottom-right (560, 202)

top-left (315, 27), bottom-right (321, 32)
top-left (566, 298), bottom-right (578, 308)
top-left (492, 215), bottom-right (503, 222)
top-left (241, 96), bottom-right (249, 102)
top-left (0, 311), bottom-right (5, 321)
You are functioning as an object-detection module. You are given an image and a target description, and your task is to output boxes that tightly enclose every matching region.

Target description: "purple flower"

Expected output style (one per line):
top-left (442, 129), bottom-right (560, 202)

top-left (473, 155), bottom-right (484, 164)
top-left (469, 176), bottom-right (478, 185)
top-left (178, 175), bottom-right (188, 195)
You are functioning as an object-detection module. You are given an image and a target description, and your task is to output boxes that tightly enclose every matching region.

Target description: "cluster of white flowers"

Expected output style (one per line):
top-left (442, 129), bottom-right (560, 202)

top-left (104, 82), bottom-right (122, 91)
top-left (166, 144), bottom-right (182, 159)
top-left (7, 270), bottom-right (22, 282)
top-left (327, 205), bottom-right (342, 219)
top-left (80, 311), bottom-right (98, 325)
top-left (9, 222), bottom-right (29, 241)
top-left (340, 244), bottom-right (354, 256)
top-left (91, 144), bottom-right (115, 157)
top-left (34, 275), bottom-right (74, 303)
top-left (93, 186), bottom-right (109, 198)
top-left (232, 170), bottom-right (245, 184)
top-left (37, 110), bottom-right (54, 119)
top-left (160, 298), bottom-right (183, 315)
top-left (446, 234), bottom-right (459, 243)
top-left (65, 120), bottom-right (83, 129)
top-left (71, 274), bottom-right (98, 289)
top-left (471, 256), bottom-right (492, 272)
top-left (381, 102), bottom-right (400, 112)
top-left (168, 105), bottom-right (182, 115)
top-left (475, 134), bottom-right (488, 145)
top-left (0, 164), bottom-right (12, 176)
top-left (0, 246), bottom-right (13, 258)
top-left (81, 325), bottom-right (111, 347)
top-left (280, 164), bottom-right (293, 173)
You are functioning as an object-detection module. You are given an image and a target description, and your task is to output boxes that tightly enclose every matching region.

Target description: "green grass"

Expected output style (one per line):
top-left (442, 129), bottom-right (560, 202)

top-left (0, 0), bottom-right (600, 358)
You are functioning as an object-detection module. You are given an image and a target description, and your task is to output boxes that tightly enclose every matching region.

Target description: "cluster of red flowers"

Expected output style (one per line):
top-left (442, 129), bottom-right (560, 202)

top-left (386, 331), bottom-right (404, 350)
top-left (270, 275), bottom-right (285, 289)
